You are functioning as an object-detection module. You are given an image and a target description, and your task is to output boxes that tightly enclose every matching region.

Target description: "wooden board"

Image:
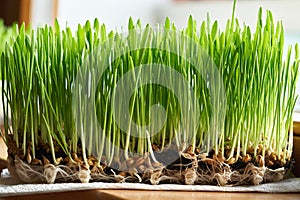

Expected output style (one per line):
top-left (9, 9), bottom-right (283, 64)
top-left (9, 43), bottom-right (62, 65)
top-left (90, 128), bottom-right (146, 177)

top-left (0, 137), bottom-right (7, 160)
top-left (293, 136), bottom-right (300, 177)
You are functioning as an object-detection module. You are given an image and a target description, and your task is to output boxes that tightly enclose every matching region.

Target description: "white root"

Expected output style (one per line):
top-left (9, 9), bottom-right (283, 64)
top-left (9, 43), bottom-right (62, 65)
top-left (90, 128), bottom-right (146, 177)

top-left (184, 168), bottom-right (197, 185)
top-left (150, 170), bottom-right (163, 185)
top-left (78, 165), bottom-right (91, 183)
top-left (111, 169), bottom-right (126, 183)
top-left (44, 164), bottom-right (57, 184)
top-left (252, 172), bottom-right (264, 185)
top-left (211, 173), bottom-right (230, 186)
top-left (134, 173), bottom-right (142, 183)
top-left (14, 156), bottom-right (46, 183)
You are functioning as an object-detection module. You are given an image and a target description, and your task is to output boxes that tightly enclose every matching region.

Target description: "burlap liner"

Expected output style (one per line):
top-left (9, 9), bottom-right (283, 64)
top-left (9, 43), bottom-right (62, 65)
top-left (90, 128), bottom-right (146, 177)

top-left (1, 168), bottom-right (300, 197)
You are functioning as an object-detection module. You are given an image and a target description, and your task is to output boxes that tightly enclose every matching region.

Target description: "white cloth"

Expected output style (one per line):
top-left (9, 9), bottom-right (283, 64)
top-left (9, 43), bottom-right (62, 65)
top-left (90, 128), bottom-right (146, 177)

top-left (0, 169), bottom-right (299, 197)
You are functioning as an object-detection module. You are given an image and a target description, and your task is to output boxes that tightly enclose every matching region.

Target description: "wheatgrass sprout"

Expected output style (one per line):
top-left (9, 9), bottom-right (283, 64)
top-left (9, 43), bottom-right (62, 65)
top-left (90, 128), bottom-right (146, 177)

top-left (0, 21), bottom-right (18, 124)
top-left (1, 1), bottom-right (299, 185)
top-left (0, 20), bottom-right (18, 55)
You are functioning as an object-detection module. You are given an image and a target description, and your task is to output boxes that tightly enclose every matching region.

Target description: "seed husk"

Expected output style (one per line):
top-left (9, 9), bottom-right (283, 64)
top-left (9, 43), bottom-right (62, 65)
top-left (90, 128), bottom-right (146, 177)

top-left (64, 157), bottom-right (70, 163)
top-left (72, 153), bottom-right (78, 160)
top-left (31, 158), bottom-right (42, 165)
top-left (214, 154), bottom-right (225, 162)
top-left (56, 157), bottom-right (63, 164)
top-left (242, 154), bottom-right (252, 163)
top-left (126, 158), bottom-right (135, 166)
top-left (118, 171), bottom-right (127, 177)
top-left (227, 157), bottom-right (236, 165)
top-left (257, 155), bottom-right (264, 167)
top-left (87, 158), bottom-right (94, 166)
top-left (270, 152), bottom-right (277, 161)
top-left (152, 144), bottom-right (160, 152)
top-left (74, 158), bottom-right (83, 164)
top-left (43, 156), bottom-right (51, 165)
top-left (151, 162), bottom-right (162, 168)
top-left (267, 160), bottom-right (274, 166)
top-left (135, 157), bottom-right (145, 166)
top-left (26, 153), bottom-right (32, 164)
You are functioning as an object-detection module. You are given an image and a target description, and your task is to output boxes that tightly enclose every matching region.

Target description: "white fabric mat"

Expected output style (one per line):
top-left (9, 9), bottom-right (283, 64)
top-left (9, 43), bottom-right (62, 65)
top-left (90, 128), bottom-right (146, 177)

top-left (0, 169), bottom-right (299, 197)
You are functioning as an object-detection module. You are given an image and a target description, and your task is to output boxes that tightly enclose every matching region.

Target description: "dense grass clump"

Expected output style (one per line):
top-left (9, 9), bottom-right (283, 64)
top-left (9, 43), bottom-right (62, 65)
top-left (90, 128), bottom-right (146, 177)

top-left (1, 3), bottom-right (299, 185)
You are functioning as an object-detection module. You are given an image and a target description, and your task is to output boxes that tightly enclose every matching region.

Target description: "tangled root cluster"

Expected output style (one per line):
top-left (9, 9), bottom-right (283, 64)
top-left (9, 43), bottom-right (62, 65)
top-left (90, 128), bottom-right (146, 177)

top-left (7, 149), bottom-right (286, 186)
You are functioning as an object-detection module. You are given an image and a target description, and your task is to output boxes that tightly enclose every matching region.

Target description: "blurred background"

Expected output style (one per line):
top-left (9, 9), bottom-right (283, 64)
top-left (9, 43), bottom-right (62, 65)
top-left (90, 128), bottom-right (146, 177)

top-left (0, 0), bottom-right (300, 110)
top-left (1, 0), bottom-right (300, 32)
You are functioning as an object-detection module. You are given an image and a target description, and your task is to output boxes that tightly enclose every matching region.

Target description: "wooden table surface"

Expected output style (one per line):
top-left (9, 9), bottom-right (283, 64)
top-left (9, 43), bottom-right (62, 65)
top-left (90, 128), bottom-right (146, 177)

top-left (1, 190), bottom-right (300, 200)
